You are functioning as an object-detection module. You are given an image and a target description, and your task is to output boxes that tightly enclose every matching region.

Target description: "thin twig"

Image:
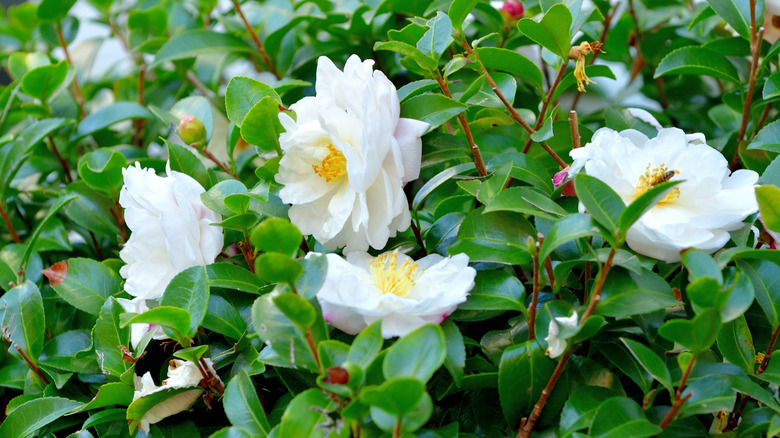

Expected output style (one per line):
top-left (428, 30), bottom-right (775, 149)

top-left (522, 61), bottom-right (568, 153)
top-left (231, 0), bottom-right (281, 79)
top-left (48, 135), bottom-right (72, 183)
top-left (410, 220), bottom-right (427, 256)
top-left (0, 203), bottom-right (21, 244)
top-left (752, 103), bottom-right (774, 140)
top-left (518, 246), bottom-right (618, 437)
top-left (435, 74), bottom-right (487, 177)
top-left (528, 238), bottom-right (540, 340)
top-left (54, 21), bottom-right (85, 118)
top-left (569, 111), bottom-right (581, 149)
top-left (89, 232), bottom-right (103, 261)
top-left (462, 42), bottom-right (534, 134)
top-left (200, 147), bottom-right (239, 179)
top-left (757, 324), bottom-right (780, 374)
top-left (732, 0), bottom-right (761, 171)
top-left (657, 357), bottom-right (696, 430)
top-left (15, 345), bottom-right (49, 385)
top-left (112, 200), bottom-right (128, 243)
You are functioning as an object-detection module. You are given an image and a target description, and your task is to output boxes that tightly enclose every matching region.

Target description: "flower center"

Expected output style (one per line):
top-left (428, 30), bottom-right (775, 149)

top-left (369, 250), bottom-right (421, 298)
top-left (312, 144), bottom-right (347, 183)
top-left (635, 163), bottom-right (680, 202)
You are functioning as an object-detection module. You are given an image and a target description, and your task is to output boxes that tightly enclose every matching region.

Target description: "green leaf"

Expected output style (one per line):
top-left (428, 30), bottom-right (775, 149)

top-left (757, 185), bottom-right (780, 233)
top-left (748, 120), bottom-right (780, 153)
top-left (654, 46), bottom-right (740, 84)
top-left (418, 12), bottom-right (452, 61)
top-left (448, 0), bottom-right (478, 31)
top-left (92, 298), bottom-right (131, 380)
top-left (0, 397), bottom-right (82, 438)
top-left (0, 281), bottom-right (45, 364)
top-left (120, 306), bottom-right (191, 344)
top-left (126, 386), bottom-right (204, 433)
top-left (44, 258), bottom-right (120, 315)
top-left (400, 93), bottom-right (468, 132)
top-left (361, 377), bottom-right (426, 415)
top-left (455, 269), bottom-right (526, 314)
top-left (166, 140), bottom-right (212, 189)
top-left (77, 149), bottom-right (126, 197)
top-left (716, 315), bottom-right (755, 374)
top-left (764, 72), bottom-right (780, 100)
top-left (538, 213), bottom-right (599, 263)
top-left (151, 29), bottom-right (253, 68)
top-left (442, 319), bottom-right (465, 386)
top-left (77, 382), bottom-right (134, 411)
top-left (739, 259), bottom-right (780, 326)
top-left (677, 374), bottom-right (736, 418)
top-left (63, 181), bottom-right (121, 239)
top-left (476, 47), bottom-right (544, 92)
top-left (618, 181), bottom-right (681, 237)
top-left (77, 102), bottom-right (153, 137)
top-left (706, 0), bottom-right (752, 40)
top-left (0, 118), bottom-right (68, 195)
top-left (255, 253), bottom-right (303, 285)
top-left (160, 265), bottom-right (210, 338)
top-left (250, 218), bottom-right (302, 257)
top-left (170, 95), bottom-right (214, 142)
top-left (36, 0), bottom-right (77, 21)
top-left (273, 292), bottom-right (316, 329)
top-left (516, 4), bottom-right (573, 59)
top-left (202, 180), bottom-right (248, 217)
top-left (498, 340), bottom-right (557, 428)
top-left (251, 291), bottom-right (321, 371)
top-left (574, 173), bottom-right (624, 240)
top-left (241, 97), bottom-right (283, 152)
top-left (384, 325), bottom-right (446, 382)
top-left (560, 386), bottom-right (619, 433)
top-left (39, 329), bottom-right (97, 374)
top-left (595, 340), bottom-right (653, 394)
top-left (202, 293), bottom-right (247, 340)
top-left (374, 41), bottom-right (438, 71)
top-left (348, 320), bottom-right (383, 369)
top-left (620, 338), bottom-right (673, 393)
top-left (447, 209), bottom-right (533, 265)
top-left (597, 268), bottom-right (680, 317)
top-left (681, 248), bottom-right (724, 284)
top-left (589, 397), bottom-right (662, 438)
top-left (223, 371), bottom-right (270, 437)
top-left (277, 389), bottom-right (334, 438)
top-left (225, 76), bottom-right (280, 128)
top-left (20, 61), bottom-right (68, 101)
top-left (412, 162), bottom-right (475, 211)
top-left (206, 263), bottom-right (267, 294)
top-left (658, 308), bottom-right (721, 354)
top-left (488, 152), bottom-right (555, 195)
top-left (295, 253), bottom-right (328, 300)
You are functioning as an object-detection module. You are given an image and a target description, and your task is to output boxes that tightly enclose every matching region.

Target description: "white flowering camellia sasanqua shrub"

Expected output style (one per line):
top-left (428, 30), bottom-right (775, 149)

top-left (2, 0), bottom-right (780, 437)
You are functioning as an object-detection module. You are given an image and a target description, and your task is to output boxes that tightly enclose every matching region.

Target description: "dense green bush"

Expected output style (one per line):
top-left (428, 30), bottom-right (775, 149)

top-left (1, 0), bottom-right (780, 437)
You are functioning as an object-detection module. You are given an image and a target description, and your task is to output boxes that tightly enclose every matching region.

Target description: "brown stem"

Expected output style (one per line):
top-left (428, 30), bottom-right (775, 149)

top-left (544, 258), bottom-right (555, 291)
top-left (655, 77), bottom-right (669, 109)
top-left (54, 21), bottom-right (85, 118)
top-left (393, 421), bottom-right (402, 438)
top-left (569, 111), bottom-right (581, 149)
top-left (305, 328), bottom-right (322, 371)
top-left (522, 61), bottom-right (568, 154)
top-left (435, 74), bottom-right (487, 177)
top-left (410, 220), bottom-right (427, 256)
top-left (518, 246), bottom-right (617, 437)
top-left (199, 147), bottom-right (238, 179)
top-left (236, 239), bottom-right (255, 273)
top-left (528, 238), bottom-right (541, 340)
top-left (540, 143), bottom-right (568, 169)
top-left (516, 351), bottom-right (572, 438)
top-left (0, 203), bottom-right (21, 244)
top-left (462, 42), bottom-right (535, 135)
top-left (48, 135), bottom-right (72, 183)
top-left (657, 357), bottom-right (696, 430)
top-left (231, 0), bottom-right (281, 79)
top-left (731, 0), bottom-right (761, 171)
top-left (112, 200), bottom-right (128, 243)
top-left (89, 232), bottom-right (104, 261)
top-left (15, 345), bottom-right (49, 386)
top-left (752, 103), bottom-right (774, 140)
top-left (724, 394), bottom-right (750, 432)
top-left (757, 324), bottom-right (780, 374)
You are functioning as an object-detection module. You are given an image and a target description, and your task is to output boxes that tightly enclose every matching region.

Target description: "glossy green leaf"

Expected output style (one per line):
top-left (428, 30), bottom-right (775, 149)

top-left (706, 0), bottom-right (752, 40)
top-left (401, 93), bottom-right (468, 132)
top-left (498, 340), bottom-right (557, 428)
top-left (273, 292), bottom-right (316, 329)
top-left (36, 0), bottom-right (77, 21)
top-left (151, 29), bottom-right (252, 68)
top-left (20, 60), bottom-right (68, 101)
top-left (241, 97), bottom-right (283, 152)
top-left (658, 308), bottom-right (721, 354)
top-left (384, 324), bottom-right (446, 382)
top-left (589, 397), bottom-right (661, 438)
top-left (620, 338), bottom-right (673, 393)
top-left (757, 185), bottom-right (780, 233)
top-left (484, 186), bottom-right (568, 220)
top-left (597, 268), bottom-right (680, 317)
top-left (618, 181), bottom-right (681, 237)
top-left (295, 253), bottom-right (328, 300)
top-left (655, 46), bottom-right (740, 84)
top-left (223, 370), bottom-right (270, 437)
top-left (739, 259), bottom-right (780, 326)
top-left (92, 298), bottom-right (131, 380)
top-left (225, 76), bottom-right (280, 127)
top-left (160, 265), bottom-right (210, 338)
top-left (560, 386), bottom-right (619, 433)
top-left (77, 149), bottom-right (126, 197)
top-left (374, 41), bottom-right (438, 71)
top-left (255, 253), bottom-right (303, 285)
top-left (348, 320), bottom-right (383, 369)
top-left (120, 306), bottom-right (191, 344)
top-left (0, 397), bottom-right (82, 438)
top-left (448, 0), bottom-right (479, 31)
top-left (418, 12), bottom-right (452, 61)
top-left (456, 269), bottom-right (525, 314)
top-left (206, 263), bottom-right (268, 294)
top-left (251, 218), bottom-right (302, 257)
top-left (126, 386), bottom-right (203, 433)
top-left (716, 315), bottom-right (755, 374)
top-left (202, 293), bottom-right (247, 340)
top-left (764, 72), bottom-right (780, 100)
top-left (442, 319), bottom-right (466, 386)
top-left (516, 4), bottom-right (572, 59)
top-left (574, 173), bottom-right (625, 240)
top-left (538, 213), bottom-right (599, 263)
top-left (0, 281), bottom-right (45, 364)
top-left (277, 389), bottom-right (334, 438)
top-left (361, 377), bottom-right (425, 415)
top-left (748, 120), bottom-right (780, 153)
top-left (447, 209), bottom-right (533, 265)
top-left (77, 102), bottom-right (153, 137)
top-left (45, 257), bottom-right (120, 315)
top-left (412, 162), bottom-right (475, 211)
top-left (476, 47), bottom-right (544, 92)
top-left (251, 291), bottom-right (321, 371)
top-left (166, 140), bottom-right (212, 189)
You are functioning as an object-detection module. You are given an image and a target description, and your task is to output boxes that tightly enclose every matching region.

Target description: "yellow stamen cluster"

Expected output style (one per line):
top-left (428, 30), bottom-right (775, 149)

top-left (369, 250), bottom-right (422, 298)
top-left (312, 144), bottom-right (347, 183)
top-left (756, 352), bottom-right (766, 364)
top-left (570, 41), bottom-right (604, 92)
top-left (635, 163), bottom-right (680, 202)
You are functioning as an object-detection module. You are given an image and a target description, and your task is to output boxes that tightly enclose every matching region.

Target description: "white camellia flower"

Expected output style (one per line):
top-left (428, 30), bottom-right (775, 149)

top-left (132, 359), bottom-right (222, 433)
top-left (568, 127), bottom-right (759, 263)
top-left (119, 162), bottom-right (223, 300)
top-left (316, 251), bottom-right (476, 338)
top-left (276, 55), bottom-right (429, 253)
top-left (545, 311), bottom-right (579, 358)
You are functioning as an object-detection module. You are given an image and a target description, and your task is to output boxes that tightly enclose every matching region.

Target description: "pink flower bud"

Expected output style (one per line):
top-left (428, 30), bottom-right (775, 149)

top-left (501, 0), bottom-right (524, 18)
top-left (553, 168), bottom-right (576, 197)
top-left (178, 115), bottom-right (207, 148)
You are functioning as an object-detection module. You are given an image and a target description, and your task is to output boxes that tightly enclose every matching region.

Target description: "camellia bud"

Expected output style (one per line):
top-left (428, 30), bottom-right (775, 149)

top-left (178, 115), bottom-right (207, 148)
top-left (499, 0), bottom-right (524, 24)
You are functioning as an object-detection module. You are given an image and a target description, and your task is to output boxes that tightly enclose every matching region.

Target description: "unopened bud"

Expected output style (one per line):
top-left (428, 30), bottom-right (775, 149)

top-left (323, 366), bottom-right (349, 385)
top-left (178, 115), bottom-right (207, 148)
top-left (500, 0), bottom-right (524, 18)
